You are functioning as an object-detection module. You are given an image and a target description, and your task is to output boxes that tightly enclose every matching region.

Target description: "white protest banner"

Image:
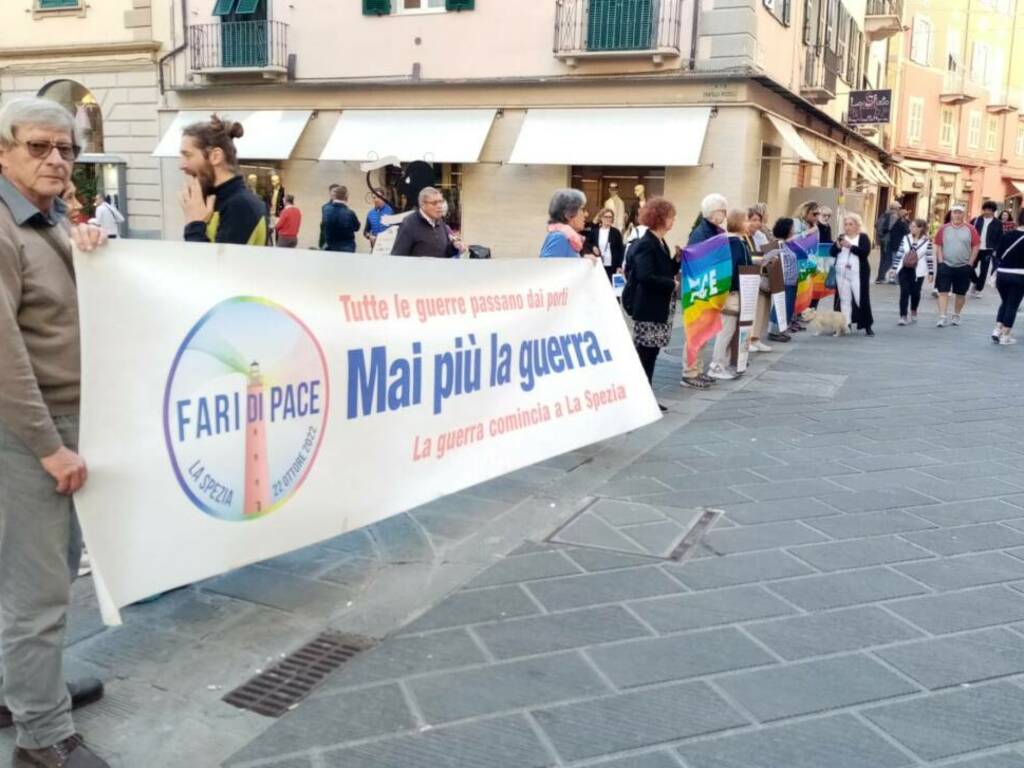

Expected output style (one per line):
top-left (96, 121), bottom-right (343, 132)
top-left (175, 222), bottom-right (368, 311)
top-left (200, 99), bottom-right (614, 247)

top-left (74, 241), bottom-right (660, 624)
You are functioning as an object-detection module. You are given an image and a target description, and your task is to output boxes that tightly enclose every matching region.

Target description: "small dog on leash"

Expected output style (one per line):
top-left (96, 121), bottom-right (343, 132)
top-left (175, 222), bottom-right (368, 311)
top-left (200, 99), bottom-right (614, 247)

top-left (805, 308), bottom-right (849, 337)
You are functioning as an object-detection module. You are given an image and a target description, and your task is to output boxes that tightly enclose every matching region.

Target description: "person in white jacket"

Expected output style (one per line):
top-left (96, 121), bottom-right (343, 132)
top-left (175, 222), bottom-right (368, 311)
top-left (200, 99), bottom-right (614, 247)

top-left (89, 194), bottom-right (125, 238)
top-left (891, 217), bottom-right (935, 325)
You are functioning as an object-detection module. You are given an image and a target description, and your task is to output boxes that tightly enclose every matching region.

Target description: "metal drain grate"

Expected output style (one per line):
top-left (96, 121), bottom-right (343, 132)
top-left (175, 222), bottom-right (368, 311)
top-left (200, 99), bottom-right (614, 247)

top-left (223, 631), bottom-right (375, 717)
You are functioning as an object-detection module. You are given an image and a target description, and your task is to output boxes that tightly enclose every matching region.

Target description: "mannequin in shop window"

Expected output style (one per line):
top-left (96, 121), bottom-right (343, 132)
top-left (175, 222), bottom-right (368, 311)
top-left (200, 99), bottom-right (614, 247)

top-left (625, 183), bottom-right (646, 242)
top-left (595, 182), bottom-right (626, 232)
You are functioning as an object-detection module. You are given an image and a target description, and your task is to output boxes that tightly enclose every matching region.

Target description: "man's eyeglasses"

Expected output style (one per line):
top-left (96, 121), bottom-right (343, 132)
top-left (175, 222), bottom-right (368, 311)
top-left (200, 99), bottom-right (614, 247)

top-left (20, 140), bottom-right (81, 162)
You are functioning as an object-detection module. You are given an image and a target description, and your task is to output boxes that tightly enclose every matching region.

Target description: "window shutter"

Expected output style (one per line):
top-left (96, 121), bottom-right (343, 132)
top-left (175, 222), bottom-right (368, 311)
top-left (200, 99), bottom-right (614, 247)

top-left (235, 0), bottom-right (259, 14)
top-left (446, 0), bottom-right (475, 9)
top-left (38, 0), bottom-right (80, 8)
top-left (363, 0), bottom-right (391, 15)
top-left (212, 0), bottom-right (237, 15)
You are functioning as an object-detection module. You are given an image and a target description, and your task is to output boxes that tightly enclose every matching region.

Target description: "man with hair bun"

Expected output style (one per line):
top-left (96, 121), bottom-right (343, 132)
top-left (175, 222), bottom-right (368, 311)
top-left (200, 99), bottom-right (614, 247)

top-left (178, 114), bottom-right (268, 246)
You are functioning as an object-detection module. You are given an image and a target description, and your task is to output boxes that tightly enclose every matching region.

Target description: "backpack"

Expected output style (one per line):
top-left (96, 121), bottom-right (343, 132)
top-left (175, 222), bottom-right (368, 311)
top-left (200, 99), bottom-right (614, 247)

top-left (903, 237), bottom-right (924, 269)
top-left (621, 274), bottom-right (638, 317)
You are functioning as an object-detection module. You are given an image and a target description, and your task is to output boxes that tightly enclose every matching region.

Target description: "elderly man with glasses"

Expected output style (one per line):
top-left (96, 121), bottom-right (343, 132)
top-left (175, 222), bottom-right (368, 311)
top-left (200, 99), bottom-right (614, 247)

top-left (391, 186), bottom-right (465, 258)
top-left (0, 98), bottom-right (108, 768)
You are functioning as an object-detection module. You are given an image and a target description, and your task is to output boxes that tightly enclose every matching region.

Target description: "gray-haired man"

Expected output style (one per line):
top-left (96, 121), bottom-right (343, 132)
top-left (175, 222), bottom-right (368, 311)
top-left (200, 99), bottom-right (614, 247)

top-left (390, 186), bottom-right (465, 257)
top-left (0, 98), bottom-right (108, 768)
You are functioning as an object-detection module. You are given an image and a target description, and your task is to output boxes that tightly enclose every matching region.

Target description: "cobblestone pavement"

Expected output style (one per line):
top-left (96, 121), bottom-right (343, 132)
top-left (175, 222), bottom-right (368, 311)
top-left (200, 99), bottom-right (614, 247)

top-left (5, 284), bottom-right (1024, 768)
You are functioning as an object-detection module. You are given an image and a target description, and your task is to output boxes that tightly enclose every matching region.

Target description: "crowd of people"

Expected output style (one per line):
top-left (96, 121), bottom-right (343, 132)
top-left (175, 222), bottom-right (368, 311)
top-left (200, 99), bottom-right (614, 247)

top-left (541, 186), bottom-right (1024, 407)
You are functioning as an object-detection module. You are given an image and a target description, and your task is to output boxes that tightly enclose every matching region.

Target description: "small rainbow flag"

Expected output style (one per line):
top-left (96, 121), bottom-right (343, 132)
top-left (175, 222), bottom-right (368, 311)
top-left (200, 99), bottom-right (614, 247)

top-left (789, 230), bottom-right (820, 316)
top-left (812, 243), bottom-right (836, 300)
top-left (681, 234), bottom-right (733, 367)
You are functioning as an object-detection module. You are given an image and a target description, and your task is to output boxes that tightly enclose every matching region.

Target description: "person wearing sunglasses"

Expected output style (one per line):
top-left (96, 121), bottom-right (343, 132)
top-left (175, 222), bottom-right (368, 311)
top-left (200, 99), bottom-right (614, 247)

top-left (0, 97), bottom-right (108, 768)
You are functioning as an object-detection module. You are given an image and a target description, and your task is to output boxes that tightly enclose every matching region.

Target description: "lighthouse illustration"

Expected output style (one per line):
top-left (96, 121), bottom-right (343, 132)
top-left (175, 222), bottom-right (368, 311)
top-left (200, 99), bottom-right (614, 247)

top-left (244, 361), bottom-right (272, 516)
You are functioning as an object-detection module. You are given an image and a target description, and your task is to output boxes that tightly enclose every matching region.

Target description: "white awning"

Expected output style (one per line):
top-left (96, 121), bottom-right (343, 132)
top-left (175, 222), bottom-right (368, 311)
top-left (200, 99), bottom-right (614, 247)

top-left (1009, 179), bottom-right (1024, 195)
top-left (935, 163), bottom-right (963, 174)
top-left (509, 107), bottom-right (711, 166)
top-left (765, 114), bottom-right (822, 166)
top-left (318, 109), bottom-right (497, 163)
top-left (152, 110), bottom-right (313, 160)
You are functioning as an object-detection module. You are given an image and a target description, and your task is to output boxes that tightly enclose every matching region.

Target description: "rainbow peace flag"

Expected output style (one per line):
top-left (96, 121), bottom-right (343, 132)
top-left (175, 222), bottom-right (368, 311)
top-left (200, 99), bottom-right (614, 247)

top-left (789, 230), bottom-right (820, 316)
top-left (812, 242), bottom-right (836, 300)
top-left (681, 234), bottom-right (733, 367)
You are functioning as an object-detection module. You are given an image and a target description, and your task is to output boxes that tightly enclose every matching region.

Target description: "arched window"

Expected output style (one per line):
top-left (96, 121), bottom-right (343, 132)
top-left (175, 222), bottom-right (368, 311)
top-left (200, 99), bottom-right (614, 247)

top-left (38, 79), bottom-right (104, 154)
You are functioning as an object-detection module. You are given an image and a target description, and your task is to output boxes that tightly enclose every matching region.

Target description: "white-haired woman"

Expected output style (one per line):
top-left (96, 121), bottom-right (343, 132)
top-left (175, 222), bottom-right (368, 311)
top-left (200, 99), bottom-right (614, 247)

top-left (830, 212), bottom-right (875, 335)
top-left (541, 188), bottom-right (588, 258)
top-left (688, 193), bottom-right (728, 246)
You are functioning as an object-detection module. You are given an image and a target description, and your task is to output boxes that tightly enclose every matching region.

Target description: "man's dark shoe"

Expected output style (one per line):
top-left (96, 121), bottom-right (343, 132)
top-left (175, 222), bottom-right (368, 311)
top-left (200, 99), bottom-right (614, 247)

top-left (14, 734), bottom-right (109, 767)
top-left (768, 332), bottom-right (791, 342)
top-left (1, 679), bottom-right (104, 729)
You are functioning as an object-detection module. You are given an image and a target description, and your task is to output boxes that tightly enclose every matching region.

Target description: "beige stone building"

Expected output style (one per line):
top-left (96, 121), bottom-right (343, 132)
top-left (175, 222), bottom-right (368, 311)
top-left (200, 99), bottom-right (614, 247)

top-left (3, 0), bottom-right (908, 251)
top-left (0, 0), bottom-right (164, 237)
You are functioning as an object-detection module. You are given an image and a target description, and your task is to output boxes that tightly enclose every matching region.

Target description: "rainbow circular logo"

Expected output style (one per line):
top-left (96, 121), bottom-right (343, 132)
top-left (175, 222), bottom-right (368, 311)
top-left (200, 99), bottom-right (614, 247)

top-left (162, 297), bottom-right (329, 522)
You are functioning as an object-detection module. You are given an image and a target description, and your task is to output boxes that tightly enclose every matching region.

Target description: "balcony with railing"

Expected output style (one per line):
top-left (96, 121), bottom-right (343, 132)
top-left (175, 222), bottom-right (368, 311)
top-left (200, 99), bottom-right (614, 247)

top-left (188, 20), bottom-right (289, 79)
top-left (940, 69), bottom-right (983, 105)
top-left (987, 86), bottom-right (1021, 114)
top-left (864, 0), bottom-right (903, 41)
top-left (553, 0), bottom-right (684, 67)
top-left (801, 48), bottom-right (839, 104)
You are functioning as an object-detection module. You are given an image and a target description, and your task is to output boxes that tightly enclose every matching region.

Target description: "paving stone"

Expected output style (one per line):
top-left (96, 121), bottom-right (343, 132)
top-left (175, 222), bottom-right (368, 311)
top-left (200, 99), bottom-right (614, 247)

top-left (678, 453), bottom-right (784, 473)
top-left (318, 714), bottom-right (553, 768)
top-left (886, 586), bottom-right (1024, 634)
top-left (202, 565), bottom-right (351, 617)
top-left (588, 627), bottom-right (776, 688)
top-left (745, 460), bottom-right (860, 481)
top-left (369, 513), bottom-right (434, 563)
top-left (533, 681), bottom-right (748, 762)
top-left (719, 498), bottom-right (841, 525)
top-left (579, 752), bottom-right (681, 768)
top-left (902, 523), bottom-right (1024, 556)
top-left (526, 567), bottom-right (685, 611)
top-left (642, 488), bottom-right (755, 509)
top-left (401, 585), bottom-right (540, 634)
top-left (766, 567), bottom-right (927, 610)
top-left (828, 469), bottom-right (940, 493)
top-left (895, 553), bottom-right (1024, 590)
top-left (839, 453), bottom-right (940, 472)
top-left (700, 521), bottom-right (828, 555)
top-left (747, 606), bottom-right (924, 660)
top-left (593, 476), bottom-right (672, 499)
top-left (664, 468), bottom-right (769, 492)
top-left (803, 510), bottom-right (938, 539)
top-left (629, 586), bottom-right (796, 633)
top-left (552, 512), bottom-right (650, 554)
top-left (1005, 494), bottom-right (1024, 509)
top-left (729, 479), bottom-right (848, 504)
top-left (676, 713), bottom-right (915, 768)
top-left (591, 499), bottom-right (669, 526)
top-left (921, 478), bottom-right (1024, 503)
top-left (900, 499), bottom-right (1024, 527)
top-left (319, 629), bottom-right (485, 691)
top-left (319, 556), bottom-right (380, 590)
top-left (225, 684), bottom-right (414, 764)
top-left (475, 605), bottom-right (650, 660)
top-left (917, 461), bottom-right (1020, 481)
top-left (874, 628), bottom-right (1024, 690)
top-left (408, 652), bottom-right (608, 723)
top-left (787, 537), bottom-right (934, 571)
top-left (716, 654), bottom-right (918, 723)
top-left (820, 488), bottom-right (938, 513)
top-left (666, 550), bottom-right (814, 590)
top-left (320, 528), bottom-right (377, 557)
top-left (563, 548), bottom-right (663, 572)
top-left (464, 551), bottom-right (581, 589)
top-left (863, 682), bottom-right (1024, 761)
top-left (942, 755), bottom-right (1024, 768)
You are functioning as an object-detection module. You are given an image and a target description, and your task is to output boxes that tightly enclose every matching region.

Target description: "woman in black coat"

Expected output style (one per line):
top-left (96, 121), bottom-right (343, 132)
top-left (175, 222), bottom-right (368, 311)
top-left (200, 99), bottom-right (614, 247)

top-left (585, 208), bottom-right (626, 282)
top-left (830, 212), bottom-right (874, 335)
top-left (629, 198), bottom-right (679, 409)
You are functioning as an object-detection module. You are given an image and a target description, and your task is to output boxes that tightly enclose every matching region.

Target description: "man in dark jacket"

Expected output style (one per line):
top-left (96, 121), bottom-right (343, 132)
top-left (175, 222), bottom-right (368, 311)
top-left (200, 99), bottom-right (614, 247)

top-left (874, 202), bottom-right (900, 283)
top-left (321, 186), bottom-right (361, 253)
top-left (391, 187), bottom-right (464, 258)
top-left (885, 208), bottom-right (910, 284)
top-left (971, 200), bottom-right (1001, 296)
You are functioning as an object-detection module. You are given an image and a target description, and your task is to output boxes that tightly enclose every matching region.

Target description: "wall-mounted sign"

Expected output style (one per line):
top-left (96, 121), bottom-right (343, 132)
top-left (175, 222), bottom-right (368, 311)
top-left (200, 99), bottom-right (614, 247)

top-left (848, 90), bottom-right (893, 125)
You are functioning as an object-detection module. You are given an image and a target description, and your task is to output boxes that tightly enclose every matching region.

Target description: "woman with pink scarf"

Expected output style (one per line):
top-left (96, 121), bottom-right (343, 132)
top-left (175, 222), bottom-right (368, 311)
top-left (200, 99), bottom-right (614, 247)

top-left (541, 188), bottom-right (590, 258)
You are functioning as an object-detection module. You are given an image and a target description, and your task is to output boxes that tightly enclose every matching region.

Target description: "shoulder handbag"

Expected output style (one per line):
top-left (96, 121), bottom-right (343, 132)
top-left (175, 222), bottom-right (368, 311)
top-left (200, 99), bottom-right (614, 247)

top-left (824, 257), bottom-right (838, 289)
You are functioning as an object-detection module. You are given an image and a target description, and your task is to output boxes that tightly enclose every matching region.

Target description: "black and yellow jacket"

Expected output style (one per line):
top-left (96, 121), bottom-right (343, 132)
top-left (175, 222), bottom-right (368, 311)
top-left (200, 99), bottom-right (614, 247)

top-left (183, 175), bottom-right (268, 246)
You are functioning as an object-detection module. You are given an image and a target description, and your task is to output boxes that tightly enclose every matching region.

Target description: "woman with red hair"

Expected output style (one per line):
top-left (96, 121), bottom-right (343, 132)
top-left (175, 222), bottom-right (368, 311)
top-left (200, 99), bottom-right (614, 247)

top-left (628, 197), bottom-right (680, 409)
